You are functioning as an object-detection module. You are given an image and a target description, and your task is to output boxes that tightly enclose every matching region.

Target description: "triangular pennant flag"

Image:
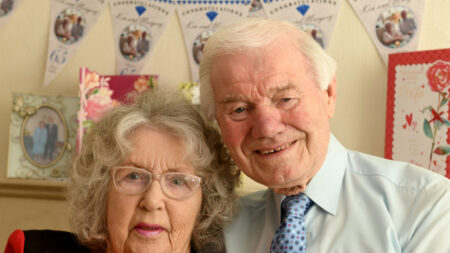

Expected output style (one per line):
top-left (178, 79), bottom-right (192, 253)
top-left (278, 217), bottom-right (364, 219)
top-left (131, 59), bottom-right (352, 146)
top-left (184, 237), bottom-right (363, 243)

top-left (177, 0), bottom-right (251, 94)
top-left (264, 0), bottom-right (342, 50)
top-left (43, 0), bottom-right (107, 86)
top-left (110, 0), bottom-right (176, 75)
top-left (0, 0), bottom-right (23, 30)
top-left (206, 11), bottom-right (218, 22)
top-left (136, 6), bottom-right (146, 16)
top-left (348, 0), bottom-right (425, 65)
top-left (296, 4), bottom-right (309, 16)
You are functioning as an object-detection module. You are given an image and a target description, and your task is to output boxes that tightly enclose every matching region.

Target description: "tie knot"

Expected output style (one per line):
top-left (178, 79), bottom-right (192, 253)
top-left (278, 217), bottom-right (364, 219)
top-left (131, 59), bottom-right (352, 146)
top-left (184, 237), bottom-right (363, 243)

top-left (282, 194), bottom-right (312, 218)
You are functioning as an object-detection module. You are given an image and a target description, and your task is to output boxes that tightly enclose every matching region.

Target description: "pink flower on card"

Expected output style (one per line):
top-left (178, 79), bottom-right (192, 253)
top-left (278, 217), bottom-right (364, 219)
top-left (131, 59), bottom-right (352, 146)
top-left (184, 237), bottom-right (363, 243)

top-left (84, 71), bottom-right (100, 90)
top-left (134, 76), bottom-right (150, 92)
top-left (85, 87), bottom-right (114, 122)
top-left (427, 61), bottom-right (450, 92)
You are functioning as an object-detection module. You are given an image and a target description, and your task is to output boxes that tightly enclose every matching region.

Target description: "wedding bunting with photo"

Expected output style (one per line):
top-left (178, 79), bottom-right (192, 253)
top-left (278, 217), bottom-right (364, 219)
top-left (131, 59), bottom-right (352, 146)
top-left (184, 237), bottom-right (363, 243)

top-left (348, 0), bottom-right (425, 65)
top-left (246, 0), bottom-right (267, 18)
top-left (109, 0), bottom-right (176, 76)
top-left (0, 0), bottom-right (22, 30)
top-left (43, 0), bottom-right (107, 86)
top-left (177, 0), bottom-right (250, 103)
top-left (7, 93), bottom-right (78, 180)
top-left (385, 48), bottom-right (450, 179)
top-left (263, 0), bottom-right (342, 51)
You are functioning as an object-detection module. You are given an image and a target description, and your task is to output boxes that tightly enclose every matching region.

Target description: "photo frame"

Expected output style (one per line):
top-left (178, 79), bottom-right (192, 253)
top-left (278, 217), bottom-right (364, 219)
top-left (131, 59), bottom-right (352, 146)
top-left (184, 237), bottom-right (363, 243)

top-left (7, 93), bottom-right (78, 180)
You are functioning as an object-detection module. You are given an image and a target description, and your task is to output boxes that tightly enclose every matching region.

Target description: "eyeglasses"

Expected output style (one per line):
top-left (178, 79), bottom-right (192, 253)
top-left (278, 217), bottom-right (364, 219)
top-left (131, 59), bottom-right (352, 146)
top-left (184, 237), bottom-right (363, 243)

top-left (111, 166), bottom-right (202, 200)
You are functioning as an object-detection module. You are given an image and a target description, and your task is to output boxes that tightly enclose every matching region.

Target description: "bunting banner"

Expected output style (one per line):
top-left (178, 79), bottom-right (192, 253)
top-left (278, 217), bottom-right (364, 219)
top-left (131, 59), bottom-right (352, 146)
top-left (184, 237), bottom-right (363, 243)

top-left (0, 0), bottom-right (22, 30)
top-left (247, 0), bottom-right (267, 18)
top-left (263, 0), bottom-right (342, 50)
top-left (43, 0), bottom-right (107, 86)
top-left (177, 0), bottom-right (251, 92)
top-left (348, 0), bottom-right (425, 65)
top-left (110, 0), bottom-right (176, 75)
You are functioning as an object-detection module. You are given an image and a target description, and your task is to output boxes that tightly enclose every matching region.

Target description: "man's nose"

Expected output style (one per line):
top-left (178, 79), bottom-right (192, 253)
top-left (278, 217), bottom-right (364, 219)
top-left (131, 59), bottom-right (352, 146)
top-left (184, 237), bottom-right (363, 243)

top-left (250, 105), bottom-right (284, 139)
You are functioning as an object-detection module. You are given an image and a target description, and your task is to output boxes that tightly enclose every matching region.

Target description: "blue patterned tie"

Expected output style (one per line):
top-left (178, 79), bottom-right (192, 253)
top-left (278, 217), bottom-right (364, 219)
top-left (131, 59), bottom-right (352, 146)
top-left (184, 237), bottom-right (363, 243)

top-left (270, 194), bottom-right (312, 253)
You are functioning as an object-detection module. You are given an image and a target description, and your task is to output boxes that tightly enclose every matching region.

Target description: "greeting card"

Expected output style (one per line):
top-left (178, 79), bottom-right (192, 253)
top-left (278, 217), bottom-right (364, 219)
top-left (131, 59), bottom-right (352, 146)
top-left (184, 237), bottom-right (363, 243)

top-left (385, 48), bottom-right (450, 178)
top-left (77, 68), bottom-right (158, 151)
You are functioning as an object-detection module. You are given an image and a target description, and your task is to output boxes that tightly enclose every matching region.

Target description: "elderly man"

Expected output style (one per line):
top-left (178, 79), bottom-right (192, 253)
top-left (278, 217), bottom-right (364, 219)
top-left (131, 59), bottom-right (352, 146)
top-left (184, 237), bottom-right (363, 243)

top-left (199, 19), bottom-right (450, 252)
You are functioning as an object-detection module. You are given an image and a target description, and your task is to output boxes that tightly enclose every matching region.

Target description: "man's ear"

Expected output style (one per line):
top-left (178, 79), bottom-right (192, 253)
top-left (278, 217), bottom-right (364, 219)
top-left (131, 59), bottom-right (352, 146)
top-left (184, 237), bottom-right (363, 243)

top-left (325, 76), bottom-right (337, 118)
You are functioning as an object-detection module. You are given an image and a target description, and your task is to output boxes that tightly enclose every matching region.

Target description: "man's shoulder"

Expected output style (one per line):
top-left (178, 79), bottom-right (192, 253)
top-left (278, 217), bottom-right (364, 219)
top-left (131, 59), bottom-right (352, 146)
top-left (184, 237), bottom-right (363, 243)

top-left (346, 150), bottom-right (449, 192)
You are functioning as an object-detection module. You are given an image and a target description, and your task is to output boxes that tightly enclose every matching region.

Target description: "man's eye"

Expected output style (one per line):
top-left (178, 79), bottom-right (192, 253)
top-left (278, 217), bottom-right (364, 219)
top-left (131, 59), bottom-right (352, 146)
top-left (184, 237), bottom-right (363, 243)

top-left (234, 107), bottom-right (246, 113)
top-left (229, 106), bottom-right (250, 121)
top-left (277, 97), bottom-right (297, 109)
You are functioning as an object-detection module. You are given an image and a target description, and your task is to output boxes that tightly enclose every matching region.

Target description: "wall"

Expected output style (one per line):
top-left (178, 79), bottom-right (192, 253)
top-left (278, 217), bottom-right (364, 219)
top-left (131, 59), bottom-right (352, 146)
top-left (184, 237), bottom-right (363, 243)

top-left (1, 0), bottom-right (449, 250)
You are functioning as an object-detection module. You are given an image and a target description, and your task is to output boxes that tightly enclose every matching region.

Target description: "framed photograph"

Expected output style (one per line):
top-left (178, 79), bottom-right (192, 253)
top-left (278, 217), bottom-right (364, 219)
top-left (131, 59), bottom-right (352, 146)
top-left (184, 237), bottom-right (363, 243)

top-left (385, 48), bottom-right (450, 179)
top-left (7, 93), bottom-right (78, 180)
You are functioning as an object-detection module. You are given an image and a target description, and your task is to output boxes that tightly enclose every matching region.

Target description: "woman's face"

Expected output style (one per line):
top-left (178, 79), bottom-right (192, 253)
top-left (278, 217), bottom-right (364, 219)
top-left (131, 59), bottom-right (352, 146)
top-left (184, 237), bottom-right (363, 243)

top-left (106, 127), bottom-right (202, 253)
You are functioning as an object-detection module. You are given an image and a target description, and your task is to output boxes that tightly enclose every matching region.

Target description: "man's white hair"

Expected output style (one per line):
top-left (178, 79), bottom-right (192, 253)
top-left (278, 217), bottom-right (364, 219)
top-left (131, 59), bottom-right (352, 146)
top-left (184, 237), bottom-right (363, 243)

top-left (199, 18), bottom-right (336, 122)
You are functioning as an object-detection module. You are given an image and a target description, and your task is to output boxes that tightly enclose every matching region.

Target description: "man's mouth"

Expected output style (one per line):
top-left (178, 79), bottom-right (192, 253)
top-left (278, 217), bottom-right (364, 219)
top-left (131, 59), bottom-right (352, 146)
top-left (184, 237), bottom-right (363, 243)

top-left (257, 141), bottom-right (295, 155)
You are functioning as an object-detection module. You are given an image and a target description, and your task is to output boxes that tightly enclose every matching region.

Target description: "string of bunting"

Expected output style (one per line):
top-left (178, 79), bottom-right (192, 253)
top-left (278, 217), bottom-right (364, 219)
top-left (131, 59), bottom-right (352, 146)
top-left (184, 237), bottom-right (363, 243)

top-left (0, 0), bottom-right (425, 86)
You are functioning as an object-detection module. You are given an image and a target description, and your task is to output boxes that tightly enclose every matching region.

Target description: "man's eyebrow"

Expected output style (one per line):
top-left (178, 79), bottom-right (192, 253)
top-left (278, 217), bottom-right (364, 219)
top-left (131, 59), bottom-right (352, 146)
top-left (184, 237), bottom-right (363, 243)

top-left (271, 83), bottom-right (297, 93)
top-left (218, 94), bottom-right (247, 104)
top-left (218, 83), bottom-right (298, 104)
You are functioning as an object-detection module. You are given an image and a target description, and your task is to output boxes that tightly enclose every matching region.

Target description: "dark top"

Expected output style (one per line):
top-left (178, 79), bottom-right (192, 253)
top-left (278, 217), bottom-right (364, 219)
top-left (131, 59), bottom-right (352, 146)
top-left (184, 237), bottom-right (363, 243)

top-left (5, 230), bottom-right (90, 253)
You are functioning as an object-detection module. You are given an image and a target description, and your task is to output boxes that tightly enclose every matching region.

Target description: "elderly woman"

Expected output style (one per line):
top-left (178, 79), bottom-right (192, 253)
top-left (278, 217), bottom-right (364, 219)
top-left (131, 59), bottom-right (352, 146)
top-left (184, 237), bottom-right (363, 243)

top-left (5, 89), bottom-right (240, 253)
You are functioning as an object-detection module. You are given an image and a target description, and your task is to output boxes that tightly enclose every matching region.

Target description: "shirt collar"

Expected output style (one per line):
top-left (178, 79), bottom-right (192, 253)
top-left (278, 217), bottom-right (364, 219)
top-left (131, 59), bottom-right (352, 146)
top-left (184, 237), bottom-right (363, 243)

top-left (304, 133), bottom-right (347, 215)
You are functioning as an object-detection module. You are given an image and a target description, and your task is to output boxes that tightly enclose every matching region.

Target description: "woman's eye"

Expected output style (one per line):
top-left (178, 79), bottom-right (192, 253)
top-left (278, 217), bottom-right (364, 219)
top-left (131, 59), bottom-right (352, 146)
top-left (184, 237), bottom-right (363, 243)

top-left (171, 178), bottom-right (186, 185)
top-left (126, 172), bottom-right (141, 180)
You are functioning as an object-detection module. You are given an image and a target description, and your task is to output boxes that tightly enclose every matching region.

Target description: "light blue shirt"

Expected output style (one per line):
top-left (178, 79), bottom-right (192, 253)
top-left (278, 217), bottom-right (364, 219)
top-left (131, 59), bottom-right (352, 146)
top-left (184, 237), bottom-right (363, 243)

top-left (224, 134), bottom-right (450, 252)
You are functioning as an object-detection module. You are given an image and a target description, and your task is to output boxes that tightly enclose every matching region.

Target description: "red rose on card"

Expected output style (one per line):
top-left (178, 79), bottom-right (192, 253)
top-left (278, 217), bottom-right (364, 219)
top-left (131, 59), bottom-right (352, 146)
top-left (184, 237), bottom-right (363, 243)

top-left (427, 61), bottom-right (450, 92)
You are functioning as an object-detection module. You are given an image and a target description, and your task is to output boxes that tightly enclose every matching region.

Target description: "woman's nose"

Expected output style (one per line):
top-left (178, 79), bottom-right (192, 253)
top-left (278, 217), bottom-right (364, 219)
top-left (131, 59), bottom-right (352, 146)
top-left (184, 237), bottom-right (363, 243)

top-left (250, 106), bottom-right (285, 139)
top-left (140, 181), bottom-right (165, 212)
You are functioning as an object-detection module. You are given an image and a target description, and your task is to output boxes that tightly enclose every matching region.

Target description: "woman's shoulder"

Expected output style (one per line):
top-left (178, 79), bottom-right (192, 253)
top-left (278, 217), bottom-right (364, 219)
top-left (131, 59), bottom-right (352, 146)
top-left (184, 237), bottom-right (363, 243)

top-left (5, 229), bottom-right (91, 253)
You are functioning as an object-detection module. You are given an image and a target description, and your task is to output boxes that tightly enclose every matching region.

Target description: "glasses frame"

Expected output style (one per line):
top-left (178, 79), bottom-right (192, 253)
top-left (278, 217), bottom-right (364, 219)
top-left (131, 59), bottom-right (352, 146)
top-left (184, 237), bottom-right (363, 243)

top-left (110, 166), bottom-right (202, 200)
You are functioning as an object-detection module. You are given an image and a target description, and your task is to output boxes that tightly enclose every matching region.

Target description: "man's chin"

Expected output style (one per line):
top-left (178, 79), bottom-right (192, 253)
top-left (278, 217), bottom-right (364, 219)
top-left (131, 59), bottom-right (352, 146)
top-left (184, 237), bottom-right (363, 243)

top-left (272, 184), bottom-right (306, 196)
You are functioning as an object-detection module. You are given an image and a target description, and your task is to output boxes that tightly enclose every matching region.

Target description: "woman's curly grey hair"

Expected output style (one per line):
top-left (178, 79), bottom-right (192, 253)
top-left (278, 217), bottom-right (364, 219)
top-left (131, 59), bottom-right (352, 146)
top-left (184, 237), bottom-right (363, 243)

top-left (67, 89), bottom-right (240, 251)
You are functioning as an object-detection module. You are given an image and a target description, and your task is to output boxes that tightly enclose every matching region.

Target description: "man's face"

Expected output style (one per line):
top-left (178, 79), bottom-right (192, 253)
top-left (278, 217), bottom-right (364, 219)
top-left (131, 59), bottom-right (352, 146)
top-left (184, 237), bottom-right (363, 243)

top-left (210, 40), bottom-right (336, 191)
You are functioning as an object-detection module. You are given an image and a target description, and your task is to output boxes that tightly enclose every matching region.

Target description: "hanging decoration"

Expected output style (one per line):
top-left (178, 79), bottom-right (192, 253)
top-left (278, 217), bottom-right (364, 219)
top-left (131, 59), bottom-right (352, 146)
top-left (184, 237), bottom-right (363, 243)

top-left (109, 0), bottom-right (176, 75)
top-left (177, 0), bottom-right (250, 100)
top-left (263, 0), bottom-right (342, 50)
top-left (0, 0), bottom-right (23, 30)
top-left (348, 0), bottom-right (425, 65)
top-left (43, 0), bottom-right (107, 86)
top-left (246, 0), bottom-right (267, 18)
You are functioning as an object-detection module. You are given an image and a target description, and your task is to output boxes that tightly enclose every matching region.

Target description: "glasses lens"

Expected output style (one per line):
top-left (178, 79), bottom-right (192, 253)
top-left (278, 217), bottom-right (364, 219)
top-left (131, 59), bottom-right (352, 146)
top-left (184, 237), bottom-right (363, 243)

top-left (113, 167), bottom-right (150, 195)
top-left (161, 173), bottom-right (201, 199)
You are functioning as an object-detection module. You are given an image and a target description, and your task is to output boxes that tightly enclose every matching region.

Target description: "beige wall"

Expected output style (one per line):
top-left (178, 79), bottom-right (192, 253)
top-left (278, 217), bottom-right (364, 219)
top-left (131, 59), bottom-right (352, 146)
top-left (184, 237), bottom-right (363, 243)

top-left (1, 0), bottom-right (449, 250)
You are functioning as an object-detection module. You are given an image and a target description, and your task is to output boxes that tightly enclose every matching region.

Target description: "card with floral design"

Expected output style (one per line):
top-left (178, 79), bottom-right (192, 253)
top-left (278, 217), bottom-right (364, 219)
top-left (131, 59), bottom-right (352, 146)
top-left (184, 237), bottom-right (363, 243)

top-left (77, 67), bottom-right (158, 152)
top-left (385, 48), bottom-right (450, 178)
